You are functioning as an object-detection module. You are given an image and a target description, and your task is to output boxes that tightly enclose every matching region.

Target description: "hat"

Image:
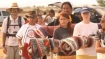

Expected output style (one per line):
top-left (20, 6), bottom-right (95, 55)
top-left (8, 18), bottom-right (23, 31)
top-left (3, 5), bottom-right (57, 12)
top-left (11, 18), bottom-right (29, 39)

top-left (6, 3), bottom-right (23, 13)
top-left (81, 7), bottom-right (90, 13)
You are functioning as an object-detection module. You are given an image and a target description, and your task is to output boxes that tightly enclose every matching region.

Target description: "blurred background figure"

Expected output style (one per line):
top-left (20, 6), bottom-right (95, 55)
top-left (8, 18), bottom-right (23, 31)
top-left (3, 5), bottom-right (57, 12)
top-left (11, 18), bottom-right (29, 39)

top-left (43, 9), bottom-right (55, 24)
top-left (73, 8), bottom-right (82, 21)
top-left (37, 15), bottom-right (47, 26)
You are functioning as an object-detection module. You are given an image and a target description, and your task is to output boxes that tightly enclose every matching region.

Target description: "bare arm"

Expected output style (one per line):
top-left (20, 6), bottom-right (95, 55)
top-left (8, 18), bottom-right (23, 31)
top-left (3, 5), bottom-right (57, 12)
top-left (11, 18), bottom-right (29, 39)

top-left (95, 40), bottom-right (105, 53)
top-left (2, 33), bottom-right (6, 47)
top-left (43, 14), bottom-right (49, 22)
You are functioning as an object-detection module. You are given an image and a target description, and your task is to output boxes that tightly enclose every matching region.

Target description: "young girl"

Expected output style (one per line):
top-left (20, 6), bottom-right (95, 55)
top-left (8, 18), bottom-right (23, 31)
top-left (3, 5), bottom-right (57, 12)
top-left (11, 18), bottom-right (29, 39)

top-left (73, 7), bottom-right (98, 59)
top-left (95, 15), bottom-right (105, 59)
top-left (53, 12), bottom-right (75, 59)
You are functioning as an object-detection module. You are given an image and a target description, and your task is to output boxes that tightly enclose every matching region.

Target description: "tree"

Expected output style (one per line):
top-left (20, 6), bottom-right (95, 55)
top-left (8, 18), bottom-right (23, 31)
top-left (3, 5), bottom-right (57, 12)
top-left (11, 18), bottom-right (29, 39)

top-left (97, 0), bottom-right (105, 7)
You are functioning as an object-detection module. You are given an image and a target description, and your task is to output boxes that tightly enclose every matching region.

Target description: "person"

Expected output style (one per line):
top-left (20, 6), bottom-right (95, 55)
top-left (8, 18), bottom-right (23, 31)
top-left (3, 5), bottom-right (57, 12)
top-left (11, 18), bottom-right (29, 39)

top-left (73, 7), bottom-right (98, 59)
top-left (1, 3), bottom-right (25, 59)
top-left (48, 2), bottom-right (81, 26)
top-left (42, 12), bottom-right (47, 18)
top-left (16, 11), bottom-right (41, 59)
top-left (53, 12), bottom-right (75, 59)
top-left (95, 15), bottom-right (105, 59)
top-left (43, 9), bottom-right (55, 24)
top-left (37, 15), bottom-right (47, 26)
top-left (73, 8), bottom-right (82, 20)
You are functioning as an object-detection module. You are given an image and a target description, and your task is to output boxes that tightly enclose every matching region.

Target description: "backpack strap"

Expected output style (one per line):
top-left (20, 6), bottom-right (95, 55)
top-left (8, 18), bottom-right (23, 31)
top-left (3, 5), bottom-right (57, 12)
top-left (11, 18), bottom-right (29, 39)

top-left (6, 16), bottom-right (11, 37)
top-left (18, 16), bottom-right (22, 28)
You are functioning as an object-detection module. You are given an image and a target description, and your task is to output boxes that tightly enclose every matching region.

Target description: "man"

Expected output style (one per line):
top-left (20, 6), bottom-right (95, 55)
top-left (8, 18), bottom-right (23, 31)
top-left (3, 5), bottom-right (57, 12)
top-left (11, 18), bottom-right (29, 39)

top-left (1, 3), bottom-right (25, 59)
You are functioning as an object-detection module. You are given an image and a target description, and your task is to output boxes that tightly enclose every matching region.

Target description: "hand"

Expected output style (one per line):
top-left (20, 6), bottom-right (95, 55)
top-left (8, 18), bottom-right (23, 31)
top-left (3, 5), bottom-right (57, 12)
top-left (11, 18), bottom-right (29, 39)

top-left (3, 47), bottom-right (7, 54)
top-left (53, 47), bottom-right (58, 54)
top-left (19, 46), bottom-right (24, 50)
top-left (46, 13), bottom-right (50, 16)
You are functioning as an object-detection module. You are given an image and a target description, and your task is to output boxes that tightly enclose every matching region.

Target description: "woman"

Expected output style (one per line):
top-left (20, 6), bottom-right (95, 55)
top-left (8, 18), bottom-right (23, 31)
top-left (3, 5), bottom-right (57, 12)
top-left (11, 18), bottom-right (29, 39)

top-left (16, 11), bottom-right (41, 59)
top-left (73, 7), bottom-right (98, 59)
top-left (53, 12), bottom-right (75, 59)
top-left (95, 15), bottom-right (105, 59)
top-left (48, 2), bottom-right (81, 26)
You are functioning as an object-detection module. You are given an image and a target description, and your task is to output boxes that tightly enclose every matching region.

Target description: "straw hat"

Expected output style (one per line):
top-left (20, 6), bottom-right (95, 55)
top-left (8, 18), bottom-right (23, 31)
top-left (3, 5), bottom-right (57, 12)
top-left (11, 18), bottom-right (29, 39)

top-left (6, 3), bottom-right (23, 13)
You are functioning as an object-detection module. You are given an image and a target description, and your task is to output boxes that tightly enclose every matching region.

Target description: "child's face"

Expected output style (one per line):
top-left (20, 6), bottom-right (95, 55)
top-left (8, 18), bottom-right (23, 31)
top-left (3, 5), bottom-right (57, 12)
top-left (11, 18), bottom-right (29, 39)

top-left (59, 15), bottom-right (69, 26)
top-left (100, 20), bottom-right (105, 28)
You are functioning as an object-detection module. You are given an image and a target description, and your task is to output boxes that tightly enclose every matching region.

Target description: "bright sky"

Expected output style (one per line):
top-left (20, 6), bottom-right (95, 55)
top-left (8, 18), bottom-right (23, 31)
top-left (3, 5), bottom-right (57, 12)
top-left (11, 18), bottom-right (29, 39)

top-left (0, 0), bottom-right (98, 8)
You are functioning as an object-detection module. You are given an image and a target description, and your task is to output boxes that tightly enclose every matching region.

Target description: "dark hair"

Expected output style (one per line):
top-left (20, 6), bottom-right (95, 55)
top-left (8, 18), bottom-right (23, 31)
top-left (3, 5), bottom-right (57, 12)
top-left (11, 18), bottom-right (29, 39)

top-left (43, 12), bottom-right (46, 15)
top-left (61, 2), bottom-right (72, 9)
top-left (49, 9), bottom-right (55, 15)
top-left (59, 12), bottom-right (73, 35)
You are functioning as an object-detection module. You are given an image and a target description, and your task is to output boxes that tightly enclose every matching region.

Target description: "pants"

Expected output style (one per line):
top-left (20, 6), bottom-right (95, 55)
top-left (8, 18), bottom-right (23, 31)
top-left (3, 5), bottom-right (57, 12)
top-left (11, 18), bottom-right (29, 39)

top-left (76, 55), bottom-right (97, 59)
top-left (5, 46), bottom-right (21, 59)
top-left (57, 55), bottom-right (76, 59)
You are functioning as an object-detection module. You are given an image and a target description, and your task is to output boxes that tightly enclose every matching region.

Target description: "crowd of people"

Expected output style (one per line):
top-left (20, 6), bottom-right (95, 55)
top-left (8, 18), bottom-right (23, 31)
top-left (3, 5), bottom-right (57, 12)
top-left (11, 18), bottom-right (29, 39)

top-left (1, 1), bottom-right (105, 59)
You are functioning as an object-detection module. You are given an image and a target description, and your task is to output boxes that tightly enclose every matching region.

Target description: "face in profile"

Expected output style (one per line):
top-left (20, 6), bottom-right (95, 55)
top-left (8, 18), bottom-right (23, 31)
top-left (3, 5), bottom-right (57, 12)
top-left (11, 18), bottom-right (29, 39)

top-left (100, 19), bottom-right (105, 28)
top-left (59, 15), bottom-right (70, 26)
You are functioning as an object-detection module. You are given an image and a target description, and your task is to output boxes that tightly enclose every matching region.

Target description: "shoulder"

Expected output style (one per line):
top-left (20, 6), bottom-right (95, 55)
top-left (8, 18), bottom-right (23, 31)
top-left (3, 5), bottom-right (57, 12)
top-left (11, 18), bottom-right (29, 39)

top-left (35, 24), bottom-right (42, 28)
top-left (90, 22), bottom-right (98, 28)
top-left (75, 22), bottom-right (82, 27)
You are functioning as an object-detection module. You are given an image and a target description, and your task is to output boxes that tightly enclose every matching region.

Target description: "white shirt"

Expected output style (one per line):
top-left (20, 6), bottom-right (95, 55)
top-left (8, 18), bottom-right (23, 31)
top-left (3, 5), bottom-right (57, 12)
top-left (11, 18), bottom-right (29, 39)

top-left (16, 23), bottom-right (41, 46)
top-left (47, 16), bottom-right (54, 24)
top-left (73, 22), bottom-right (98, 56)
top-left (1, 15), bottom-right (25, 46)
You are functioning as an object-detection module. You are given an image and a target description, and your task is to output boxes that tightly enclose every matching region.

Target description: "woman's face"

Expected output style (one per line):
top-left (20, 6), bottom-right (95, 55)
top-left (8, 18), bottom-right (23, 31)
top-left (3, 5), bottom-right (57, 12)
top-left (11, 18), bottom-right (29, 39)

top-left (59, 15), bottom-right (69, 26)
top-left (62, 4), bottom-right (72, 14)
top-left (100, 20), bottom-right (105, 28)
top-left (81, 12), bottom-right (91, 19)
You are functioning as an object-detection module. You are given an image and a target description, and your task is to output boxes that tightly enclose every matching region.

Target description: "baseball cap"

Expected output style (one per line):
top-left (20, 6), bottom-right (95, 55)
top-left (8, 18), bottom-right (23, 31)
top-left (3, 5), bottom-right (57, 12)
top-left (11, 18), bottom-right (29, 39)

top-left (81, 7), bottom-right (90, 13)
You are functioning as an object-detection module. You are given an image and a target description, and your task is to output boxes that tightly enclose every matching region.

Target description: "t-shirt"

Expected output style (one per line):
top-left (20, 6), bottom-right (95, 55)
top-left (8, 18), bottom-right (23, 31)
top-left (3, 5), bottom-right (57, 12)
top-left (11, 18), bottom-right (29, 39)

top-left (16, 23), bottom-right (41, 45)
top-left (73, 22), bottom-right (98, 56)
top-left (95, 29), bottom-right (105, 59)
top-left (47, 16), bottom-right (54, 24)
top-left (53, 27), bottom-right (75, 56)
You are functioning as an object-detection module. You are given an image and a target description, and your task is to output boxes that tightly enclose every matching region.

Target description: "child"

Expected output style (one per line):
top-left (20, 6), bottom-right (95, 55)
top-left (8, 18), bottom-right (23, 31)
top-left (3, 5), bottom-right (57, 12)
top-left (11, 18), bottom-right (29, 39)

top-left (53, 12), bottom-right (75, 59)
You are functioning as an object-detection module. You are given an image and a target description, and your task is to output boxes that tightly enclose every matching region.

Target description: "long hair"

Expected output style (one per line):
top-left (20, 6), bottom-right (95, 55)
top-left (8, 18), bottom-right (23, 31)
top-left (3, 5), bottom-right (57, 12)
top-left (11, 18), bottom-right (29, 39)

top-left (59, 12), bottom-right (73, 35)
top-left (61, 2), bottom-right (72, 9)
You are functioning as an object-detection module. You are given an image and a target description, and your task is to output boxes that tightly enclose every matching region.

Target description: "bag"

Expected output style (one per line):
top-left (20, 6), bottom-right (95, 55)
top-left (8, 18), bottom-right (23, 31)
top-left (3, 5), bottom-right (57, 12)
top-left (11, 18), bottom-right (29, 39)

top-left (6, 16), bottom-right (22, 37)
